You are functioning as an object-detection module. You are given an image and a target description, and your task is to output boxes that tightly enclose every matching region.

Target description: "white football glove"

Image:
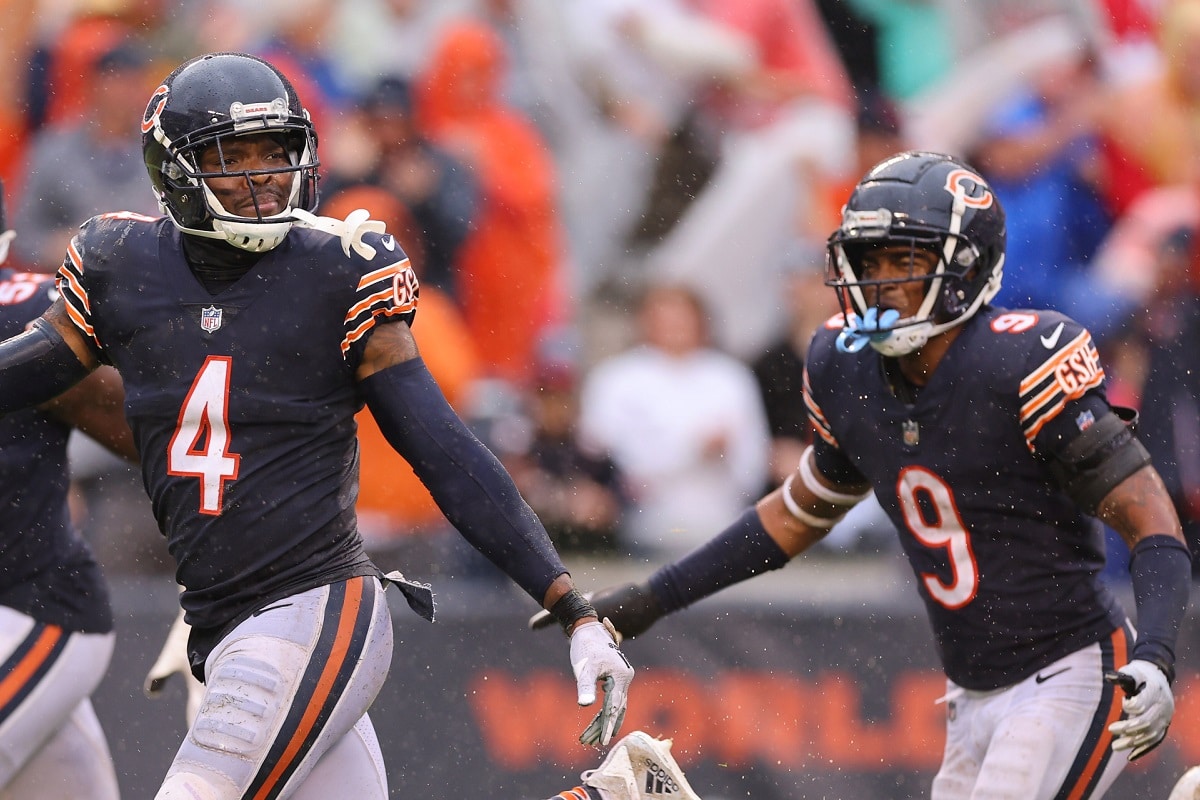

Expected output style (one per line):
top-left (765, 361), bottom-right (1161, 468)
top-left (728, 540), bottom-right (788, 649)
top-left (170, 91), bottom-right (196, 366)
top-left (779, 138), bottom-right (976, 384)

top-left (1107, 659), bottom-right (1174, 761)
top-left (144, 604), bottom-right (205, 726)
top-left (570, 618), bottom-right (634, 747)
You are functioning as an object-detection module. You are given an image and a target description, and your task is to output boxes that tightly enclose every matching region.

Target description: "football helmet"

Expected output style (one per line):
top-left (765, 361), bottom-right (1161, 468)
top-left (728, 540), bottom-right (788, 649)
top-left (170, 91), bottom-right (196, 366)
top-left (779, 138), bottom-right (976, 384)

top-left (826, 151), bottom-right (1006, 356)
top-left (141, 52), bottom-right (320, 252)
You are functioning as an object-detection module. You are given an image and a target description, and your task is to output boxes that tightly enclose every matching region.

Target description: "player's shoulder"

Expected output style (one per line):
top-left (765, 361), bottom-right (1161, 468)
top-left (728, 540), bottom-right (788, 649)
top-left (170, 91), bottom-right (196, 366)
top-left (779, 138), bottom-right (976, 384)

top-left (970, 306), bottom-right (1105, 397)
top-left (78, 210), bottom-right (164, 238)
top-left (971, 306), bottom-right (1095, 364)
top-left (806, 312), bottom-right (866, 377)
top-left (74, 211), bottom-right (166, 256)
top-left (286, 224), bottom-right (406, 262)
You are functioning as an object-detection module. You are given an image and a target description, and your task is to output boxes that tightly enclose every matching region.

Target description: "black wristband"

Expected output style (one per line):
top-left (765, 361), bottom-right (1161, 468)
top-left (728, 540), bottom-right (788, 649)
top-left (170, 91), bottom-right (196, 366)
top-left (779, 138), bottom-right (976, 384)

top-left (549, 589), bottom-right (598, 636)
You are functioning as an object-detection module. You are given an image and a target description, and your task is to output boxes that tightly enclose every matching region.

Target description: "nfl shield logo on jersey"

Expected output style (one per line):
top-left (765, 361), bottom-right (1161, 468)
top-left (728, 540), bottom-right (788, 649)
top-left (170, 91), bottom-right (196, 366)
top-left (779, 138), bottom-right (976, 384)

top-left (903, 420), bottom-right (920, 446)
top-left (200, 305), bottom-right (223, 333)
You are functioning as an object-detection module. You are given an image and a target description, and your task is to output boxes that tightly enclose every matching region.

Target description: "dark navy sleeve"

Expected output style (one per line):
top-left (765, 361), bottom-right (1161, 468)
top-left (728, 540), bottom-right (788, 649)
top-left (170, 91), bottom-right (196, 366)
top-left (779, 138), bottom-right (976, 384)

top-left (338, 232), bottom-right (419, 369)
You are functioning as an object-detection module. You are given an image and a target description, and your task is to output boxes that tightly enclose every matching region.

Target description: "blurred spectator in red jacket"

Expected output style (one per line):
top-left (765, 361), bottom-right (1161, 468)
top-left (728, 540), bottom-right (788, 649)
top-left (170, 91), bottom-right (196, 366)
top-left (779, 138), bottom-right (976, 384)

top-left (414, 18), bottom-right (570, 387)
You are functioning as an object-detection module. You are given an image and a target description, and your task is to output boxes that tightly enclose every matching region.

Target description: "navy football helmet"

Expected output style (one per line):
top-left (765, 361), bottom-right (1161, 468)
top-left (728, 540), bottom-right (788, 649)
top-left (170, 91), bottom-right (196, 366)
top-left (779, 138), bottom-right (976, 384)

top-left (141, 52), bottom-right (320, 252)
top-left (826, 151), bottom-right (1006, 356)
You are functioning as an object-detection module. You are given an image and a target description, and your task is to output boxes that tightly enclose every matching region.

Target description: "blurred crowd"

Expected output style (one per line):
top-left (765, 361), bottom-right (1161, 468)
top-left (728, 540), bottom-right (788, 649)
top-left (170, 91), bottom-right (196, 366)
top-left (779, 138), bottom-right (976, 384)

top-left (3, 0), bottom-right (1200, 577)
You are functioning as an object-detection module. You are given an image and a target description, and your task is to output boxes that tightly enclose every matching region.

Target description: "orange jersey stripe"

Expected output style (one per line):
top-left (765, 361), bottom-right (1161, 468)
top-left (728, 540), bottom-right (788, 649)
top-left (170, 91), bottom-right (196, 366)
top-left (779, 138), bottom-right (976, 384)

top-left (60, 251), bottom-right (91, 314)
top-left (1065, 626), bottom-right (1129, 800)
top-left (63, 301), bottom-right (97, 341)
top-left (251, 578), bottom-right (365, 800)
top-left (339, 307), bottom-right (414, 355)
top-left (344, 287), bottom-right (400, 324)
top-left (355, 259), bottom-right (410, 291)
top-left (1018, 331), bottom-right (1092, 393)
top-left (0, 625), bottom-right (63, 709)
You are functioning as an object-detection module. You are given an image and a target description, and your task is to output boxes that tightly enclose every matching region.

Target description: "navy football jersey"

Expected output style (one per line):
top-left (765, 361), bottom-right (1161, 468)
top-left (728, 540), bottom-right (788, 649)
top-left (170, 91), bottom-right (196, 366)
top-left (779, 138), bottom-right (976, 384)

top-left (804, 306), bottom-right (1126, 690)
top-left (0, 268), bottom-right (112, 633)
top-left (56, 212), bottom-right (419, 634)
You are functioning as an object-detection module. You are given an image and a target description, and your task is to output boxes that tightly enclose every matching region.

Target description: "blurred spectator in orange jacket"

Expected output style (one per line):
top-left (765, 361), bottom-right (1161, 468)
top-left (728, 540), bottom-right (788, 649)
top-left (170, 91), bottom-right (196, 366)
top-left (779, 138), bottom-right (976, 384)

top-left (414, 18), bottom-right (569, 387)
top-left (322, 185), bottom-right (483, 542)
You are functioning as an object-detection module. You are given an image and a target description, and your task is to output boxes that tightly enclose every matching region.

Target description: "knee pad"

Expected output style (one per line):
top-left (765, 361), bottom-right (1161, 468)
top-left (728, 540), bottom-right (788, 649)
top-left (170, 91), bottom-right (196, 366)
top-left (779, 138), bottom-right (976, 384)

top-left (155, 771), bottom-right (226, 800)
top-left (193, 644), bottom-right (306, 758)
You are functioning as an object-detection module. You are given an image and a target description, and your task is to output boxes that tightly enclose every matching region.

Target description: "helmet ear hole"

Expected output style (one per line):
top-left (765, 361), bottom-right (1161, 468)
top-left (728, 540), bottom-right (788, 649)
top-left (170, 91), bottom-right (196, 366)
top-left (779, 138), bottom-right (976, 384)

top-left (940, 276), bottom-right (969, 317)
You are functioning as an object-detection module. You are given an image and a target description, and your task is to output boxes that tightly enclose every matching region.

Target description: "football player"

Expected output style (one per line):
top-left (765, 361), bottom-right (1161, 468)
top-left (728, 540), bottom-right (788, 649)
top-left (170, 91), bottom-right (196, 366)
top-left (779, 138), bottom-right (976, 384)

top-left (0, 52), bottom-right (632, 799)
top-left (0, 178), bottom-right (137, 797)
top-left (535, 151), bottom-right (1192, 799)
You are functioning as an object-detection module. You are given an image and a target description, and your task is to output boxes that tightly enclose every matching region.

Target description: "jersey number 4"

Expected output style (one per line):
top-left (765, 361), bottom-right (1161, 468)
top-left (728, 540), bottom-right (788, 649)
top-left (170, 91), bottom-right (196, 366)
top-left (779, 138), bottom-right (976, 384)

top-left (168, 356), bottom-right (241, 515)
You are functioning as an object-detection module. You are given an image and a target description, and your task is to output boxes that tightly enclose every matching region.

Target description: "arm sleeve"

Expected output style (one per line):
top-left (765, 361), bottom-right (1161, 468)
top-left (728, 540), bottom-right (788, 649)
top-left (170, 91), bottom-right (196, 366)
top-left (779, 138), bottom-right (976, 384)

top-left (0, 318), bottom-right (91, 414)
top-left (1127, 535), bottom-right (1192, 683)
top-left (359, 358), bottom-right (566, 601)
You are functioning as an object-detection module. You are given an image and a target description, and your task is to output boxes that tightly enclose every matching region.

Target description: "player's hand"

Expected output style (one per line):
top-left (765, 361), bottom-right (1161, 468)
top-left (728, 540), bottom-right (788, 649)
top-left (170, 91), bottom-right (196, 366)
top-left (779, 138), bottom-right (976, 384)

top-left (1107, 659), bottom-right (1174, 761)
top-left (530, 581), bottom-right (664, 642)
top-left (144, 604), bottom-right (206, 726)
top-left (570, 619), bottom-right (634, 746)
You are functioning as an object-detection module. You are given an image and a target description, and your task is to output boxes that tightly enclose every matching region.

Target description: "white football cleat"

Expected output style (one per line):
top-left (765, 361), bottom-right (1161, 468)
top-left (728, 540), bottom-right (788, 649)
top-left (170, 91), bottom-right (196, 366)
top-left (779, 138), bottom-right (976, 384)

top-left (583, 731), bottom-right (701, 800)
top-left (1169, 766), bottom-right (1200, 800)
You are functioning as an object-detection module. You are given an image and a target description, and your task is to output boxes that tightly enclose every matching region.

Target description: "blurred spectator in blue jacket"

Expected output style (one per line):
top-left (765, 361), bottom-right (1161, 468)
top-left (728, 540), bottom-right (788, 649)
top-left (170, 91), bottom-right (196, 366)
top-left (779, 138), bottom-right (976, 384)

top-left (971, 53), bottom-right (1115, 328)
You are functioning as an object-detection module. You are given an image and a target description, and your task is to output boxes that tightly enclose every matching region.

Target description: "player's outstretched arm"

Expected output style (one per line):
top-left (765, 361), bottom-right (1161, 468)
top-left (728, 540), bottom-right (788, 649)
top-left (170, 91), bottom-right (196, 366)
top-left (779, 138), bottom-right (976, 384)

top-left (356, 321), bottom-right (633, 744)
top-left (0, 299), bottom-right (98, 416)
top-left (532, 445), bottom-right (870, 640)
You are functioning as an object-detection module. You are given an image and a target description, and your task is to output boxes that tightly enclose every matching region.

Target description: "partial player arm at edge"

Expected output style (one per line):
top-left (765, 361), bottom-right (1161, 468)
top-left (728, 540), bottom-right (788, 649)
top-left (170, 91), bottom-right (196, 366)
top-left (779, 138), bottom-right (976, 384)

top-left (0, 298), bottom-right (99, 416)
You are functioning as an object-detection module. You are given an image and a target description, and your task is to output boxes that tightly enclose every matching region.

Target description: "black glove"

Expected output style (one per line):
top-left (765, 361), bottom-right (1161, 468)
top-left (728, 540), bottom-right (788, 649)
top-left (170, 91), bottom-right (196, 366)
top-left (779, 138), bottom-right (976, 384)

top-left (529, 581), bottom-right (665, 641)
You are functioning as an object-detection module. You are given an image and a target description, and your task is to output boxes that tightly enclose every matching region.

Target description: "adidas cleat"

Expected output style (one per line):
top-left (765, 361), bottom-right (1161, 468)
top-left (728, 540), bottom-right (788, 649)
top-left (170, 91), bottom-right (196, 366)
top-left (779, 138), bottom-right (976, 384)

top-left (583, 731), bottom-right (701, 800)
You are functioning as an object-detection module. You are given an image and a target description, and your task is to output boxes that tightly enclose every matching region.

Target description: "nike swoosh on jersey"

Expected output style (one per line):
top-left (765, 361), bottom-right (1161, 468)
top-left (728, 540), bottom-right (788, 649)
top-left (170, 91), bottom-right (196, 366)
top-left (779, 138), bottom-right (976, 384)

top-left (1040, 322), bottom-right (1066, 349)
top-left (1035, 666), bottom-right (1072, 683)
top-left (381, 235), bottom-right (396, 251)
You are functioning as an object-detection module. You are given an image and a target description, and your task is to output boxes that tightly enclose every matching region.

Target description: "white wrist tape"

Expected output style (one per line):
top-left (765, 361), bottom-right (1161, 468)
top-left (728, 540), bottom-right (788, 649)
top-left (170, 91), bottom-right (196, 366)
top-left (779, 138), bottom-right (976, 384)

top-left (781, 473), bottom-right (839, 529)
top-left (799, 445), bottom-right (871, 506)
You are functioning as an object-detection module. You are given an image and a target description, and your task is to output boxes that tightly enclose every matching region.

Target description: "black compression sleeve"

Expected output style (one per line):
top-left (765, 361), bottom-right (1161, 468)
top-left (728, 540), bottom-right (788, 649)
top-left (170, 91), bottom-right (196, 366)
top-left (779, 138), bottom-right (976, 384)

top-left (359, 358), bottom-right (567, 601)
top-left (1128, 535), bottom-right (1192, 683)
top-left (647, 508), bottom-right (790, 613)
top-left (0, 318), bottom-right (91, 415)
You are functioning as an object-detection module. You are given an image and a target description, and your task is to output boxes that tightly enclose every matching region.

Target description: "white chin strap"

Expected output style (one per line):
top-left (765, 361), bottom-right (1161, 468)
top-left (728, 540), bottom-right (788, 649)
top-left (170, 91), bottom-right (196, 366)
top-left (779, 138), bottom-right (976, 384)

top-left (202, 183), bottom-right (295, 252)
top-left (212, 217), bottom-right (294, 252)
